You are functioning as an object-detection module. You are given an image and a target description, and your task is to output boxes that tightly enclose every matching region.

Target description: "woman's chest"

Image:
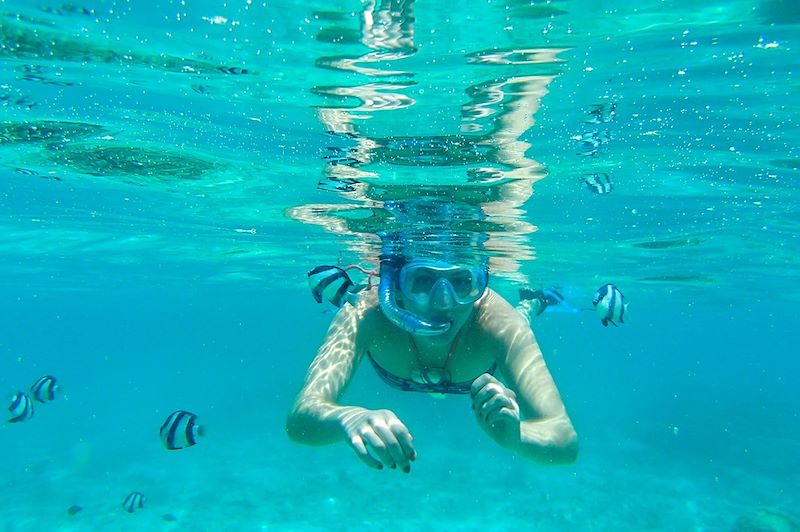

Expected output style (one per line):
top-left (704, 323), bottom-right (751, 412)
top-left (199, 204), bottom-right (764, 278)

top-left (366, 329), bottom-right (498, 382)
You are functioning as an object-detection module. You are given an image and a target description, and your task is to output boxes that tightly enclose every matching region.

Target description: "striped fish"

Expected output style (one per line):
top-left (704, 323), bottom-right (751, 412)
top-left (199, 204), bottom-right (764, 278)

top-left (307, 265), bottom-right (366, 308)
top-left (592, 283), bottom-right (628, 327)
top-left (583, 173), bottom-right (613, 194)
top-left (585, 103), bottom-right (617, 124)
top-left (160, 410), bottom-right (204, 450)
top-left (30, 375), bottom-right (59, 403)
top-left (122, 492), bottom-right (145, 513)
top-left (8, 392), bottom-right (34, 423)
top-left (519, 287), bottom-right (565, 316)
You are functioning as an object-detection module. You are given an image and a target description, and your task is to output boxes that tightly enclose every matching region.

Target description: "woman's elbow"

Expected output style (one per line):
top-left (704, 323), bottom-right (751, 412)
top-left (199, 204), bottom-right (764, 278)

top-left (285, 401), bottom-right (337, 446)
top-left (285, 413), bottom-right (304, 443)
top-left (544, 423), bottom-right (578, 465)
top-left (285, 402), bottom-right (312, 443)
top-left (554, 429), bottom-right (579, 464)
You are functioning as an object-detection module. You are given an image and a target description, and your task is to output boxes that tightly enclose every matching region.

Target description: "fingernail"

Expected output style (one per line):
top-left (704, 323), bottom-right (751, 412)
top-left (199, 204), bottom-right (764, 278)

top-left (403, 465), bottom-right (410, 474)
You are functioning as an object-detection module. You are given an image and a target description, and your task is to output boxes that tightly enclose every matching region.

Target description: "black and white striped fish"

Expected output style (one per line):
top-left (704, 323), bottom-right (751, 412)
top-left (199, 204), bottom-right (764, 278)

top-left (307, 265), bottom-right (366, 308)
top-left (122, 492), bottom-right (145, 513)
top-left (583, 173), bottom-right (613, 195)
top-left (30, 375), bottom-right (59, 403)
top-left (592, 283), bottom-right (628, 327)
top-left (160, 410), bottom-right (204, 450)
top-left (574, 130), bottom-right (612, 157)
top-left (585, 103), bottom-right (617, 124)
top-left (8, 392), bottom-right (34, 423)
top-left (519, 287), bottom-right (565, 316)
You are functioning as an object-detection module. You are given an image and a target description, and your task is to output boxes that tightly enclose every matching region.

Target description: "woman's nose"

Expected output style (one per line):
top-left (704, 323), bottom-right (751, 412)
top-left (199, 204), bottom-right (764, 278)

top-left (430, 279), bottom-right (456, 309)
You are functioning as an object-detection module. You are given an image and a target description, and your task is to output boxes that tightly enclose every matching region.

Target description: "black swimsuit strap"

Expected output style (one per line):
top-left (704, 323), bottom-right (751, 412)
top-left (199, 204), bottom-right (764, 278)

top-left (366, 351), bottom-right (496, 395)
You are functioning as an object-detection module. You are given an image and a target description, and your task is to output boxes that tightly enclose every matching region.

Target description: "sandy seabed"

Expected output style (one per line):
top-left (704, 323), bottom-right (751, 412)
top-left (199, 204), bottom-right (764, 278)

top-left (1, 421), bottom-right (796, 532)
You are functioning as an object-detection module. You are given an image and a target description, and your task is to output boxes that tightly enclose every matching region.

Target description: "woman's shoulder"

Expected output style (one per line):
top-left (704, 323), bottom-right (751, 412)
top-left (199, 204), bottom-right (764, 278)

top-left (348, 288), bottom-right (397, 343)
top-left (475, 288), bottom-right (532, 333)
top-left (476, 288), bottom-right (517, 315)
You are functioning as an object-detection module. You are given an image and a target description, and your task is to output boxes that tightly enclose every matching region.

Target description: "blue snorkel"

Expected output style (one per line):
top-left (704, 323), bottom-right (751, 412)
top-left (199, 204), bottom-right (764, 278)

top-left (375, 200), bottom-right (488, 337)
top-left (378, 254), bottom-right (452, 336)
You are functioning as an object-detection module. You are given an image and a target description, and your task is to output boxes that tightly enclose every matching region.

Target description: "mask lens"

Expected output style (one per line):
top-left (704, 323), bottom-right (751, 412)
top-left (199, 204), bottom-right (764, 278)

top-left (406, 267), bottom-right (438, 295)
top-left (448, 270), bottom-right (476, 299)
top-left (400, 261), bottom-right (487, 305)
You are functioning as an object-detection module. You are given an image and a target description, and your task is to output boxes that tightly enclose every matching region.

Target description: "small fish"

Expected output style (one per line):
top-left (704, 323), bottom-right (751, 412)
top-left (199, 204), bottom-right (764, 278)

top-left (160, 410), bottom-right (204, 450)
top-left (583, 172), bottom-right (613, 194)
top-left (307, 265), bottom-right (366, 308)
top-left (316, 178), bottom-right (358, 193)
top-left (218, 66), bottom-right (248, 75)
top-left (8, 392), bottom-right (34, 423)
top-left (30, 375), bottom-right (59, 403)
top-left (67, 504), bottom-right (83, 516)
top-left (574, 131), bottom-right (611, 157)
top-left (42, 79), bottom-right (74, 87)
top-left (122, 492), bottom-right (145, 513)
top-left (519, 287), bottom-right (579, 316)
top-left (584, 103), bottom-right (617, 124)
top-left (592, 283), bottom-right (628, 327)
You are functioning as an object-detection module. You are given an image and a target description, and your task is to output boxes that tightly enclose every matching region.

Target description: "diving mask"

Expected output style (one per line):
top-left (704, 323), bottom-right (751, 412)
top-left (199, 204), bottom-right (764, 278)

top-left (398, 260), bottom-right (488, 307)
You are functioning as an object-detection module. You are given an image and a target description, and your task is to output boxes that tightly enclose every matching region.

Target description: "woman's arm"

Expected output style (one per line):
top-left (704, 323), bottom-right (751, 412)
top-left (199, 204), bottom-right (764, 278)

top-left (472, 292), bottom-right (578, 464)
top-left (285, 302), bottom-right (364, 445)
top-left (285, 301), bottom-right (416, 471)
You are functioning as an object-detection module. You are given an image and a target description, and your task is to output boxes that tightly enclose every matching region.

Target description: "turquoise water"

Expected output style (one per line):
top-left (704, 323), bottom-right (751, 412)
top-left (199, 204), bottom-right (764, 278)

top-left (1, 0), bottom-right (798, 530)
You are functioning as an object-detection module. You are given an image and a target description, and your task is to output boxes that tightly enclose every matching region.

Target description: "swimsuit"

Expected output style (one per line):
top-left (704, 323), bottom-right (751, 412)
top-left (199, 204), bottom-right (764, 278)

top-left (365, 331), bottom-right (496, 395)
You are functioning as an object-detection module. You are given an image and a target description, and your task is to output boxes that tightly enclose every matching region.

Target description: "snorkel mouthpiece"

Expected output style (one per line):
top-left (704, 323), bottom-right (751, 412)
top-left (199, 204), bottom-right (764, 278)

top-left (378, 257), bottom-right (451, 336)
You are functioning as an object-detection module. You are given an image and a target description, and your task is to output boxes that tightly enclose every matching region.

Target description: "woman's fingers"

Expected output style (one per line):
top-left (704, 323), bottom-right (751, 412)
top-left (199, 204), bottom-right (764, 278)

top-left (472, 379), bottom-right (512, 408)
top-left (345, 410), bottom-right (415, 472)
top-left (470, 374), bottom-right (508, 404)
top-left (372, 422), bottom-right (412, 472)
top-left (390, 420), bottom-right (417, 463)
top-left (471, 376), bottom-right (519, 426)
top-left (349, 434), bottom-right (384, 470)
top-left (470, 373), bottom-right (497, 396)
top-left (477, 393), bottom-right (515, 420)
top-left (360, 427), bottom-right (396, 468)
top-left (486, 405), bottom-right (518, 426)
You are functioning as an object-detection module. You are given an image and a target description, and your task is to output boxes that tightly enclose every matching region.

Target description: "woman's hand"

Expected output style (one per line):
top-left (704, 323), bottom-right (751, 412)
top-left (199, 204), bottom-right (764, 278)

top-left (337, 407), bottom-right (416, 472)
top-left (470, 373), bottom-right (521, 448)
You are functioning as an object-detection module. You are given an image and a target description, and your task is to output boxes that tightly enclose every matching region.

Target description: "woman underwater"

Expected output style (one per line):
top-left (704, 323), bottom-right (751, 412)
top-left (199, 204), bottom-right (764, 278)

top-left (286, 252), bottom-right (578, 473)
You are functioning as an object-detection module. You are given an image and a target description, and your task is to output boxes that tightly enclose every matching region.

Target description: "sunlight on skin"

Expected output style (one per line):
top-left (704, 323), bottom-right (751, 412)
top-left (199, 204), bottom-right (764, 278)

top-left (287, 288), bottom-right (577, 467)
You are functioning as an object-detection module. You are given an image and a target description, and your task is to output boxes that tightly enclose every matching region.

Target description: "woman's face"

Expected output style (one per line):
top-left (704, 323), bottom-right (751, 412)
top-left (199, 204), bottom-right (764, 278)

top-left (397, 260), bottom-right (487, 325)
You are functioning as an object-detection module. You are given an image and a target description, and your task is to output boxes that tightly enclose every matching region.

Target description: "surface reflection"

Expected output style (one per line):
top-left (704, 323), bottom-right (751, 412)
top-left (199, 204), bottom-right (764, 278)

top-left (290, 0), bottom-right (570, 283)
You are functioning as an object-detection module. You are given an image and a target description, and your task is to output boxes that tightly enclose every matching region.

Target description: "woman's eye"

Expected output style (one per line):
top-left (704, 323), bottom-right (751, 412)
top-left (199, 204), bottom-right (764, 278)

top-left (450, 274), bottom-right (472, 292)
top-left (412, 273), bottom-right (436, 292)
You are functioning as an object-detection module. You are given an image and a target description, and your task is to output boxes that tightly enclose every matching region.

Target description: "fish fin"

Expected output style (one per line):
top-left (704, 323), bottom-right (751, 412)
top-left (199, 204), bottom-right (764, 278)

top-left (343, 284), bottom-right (368, 306)
top-left (519, 287), bottom-right (537, 301)
top-left (311, 290), bottom-right (323, 304)
top-left (541, 287), bottom-right (564, 306)
top-left (601, 319), bottom-right (609, 327)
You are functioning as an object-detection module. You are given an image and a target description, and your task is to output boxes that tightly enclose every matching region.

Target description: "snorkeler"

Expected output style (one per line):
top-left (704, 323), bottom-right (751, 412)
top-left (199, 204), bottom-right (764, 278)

top-left (287, 251), bottom-right (578, 472)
